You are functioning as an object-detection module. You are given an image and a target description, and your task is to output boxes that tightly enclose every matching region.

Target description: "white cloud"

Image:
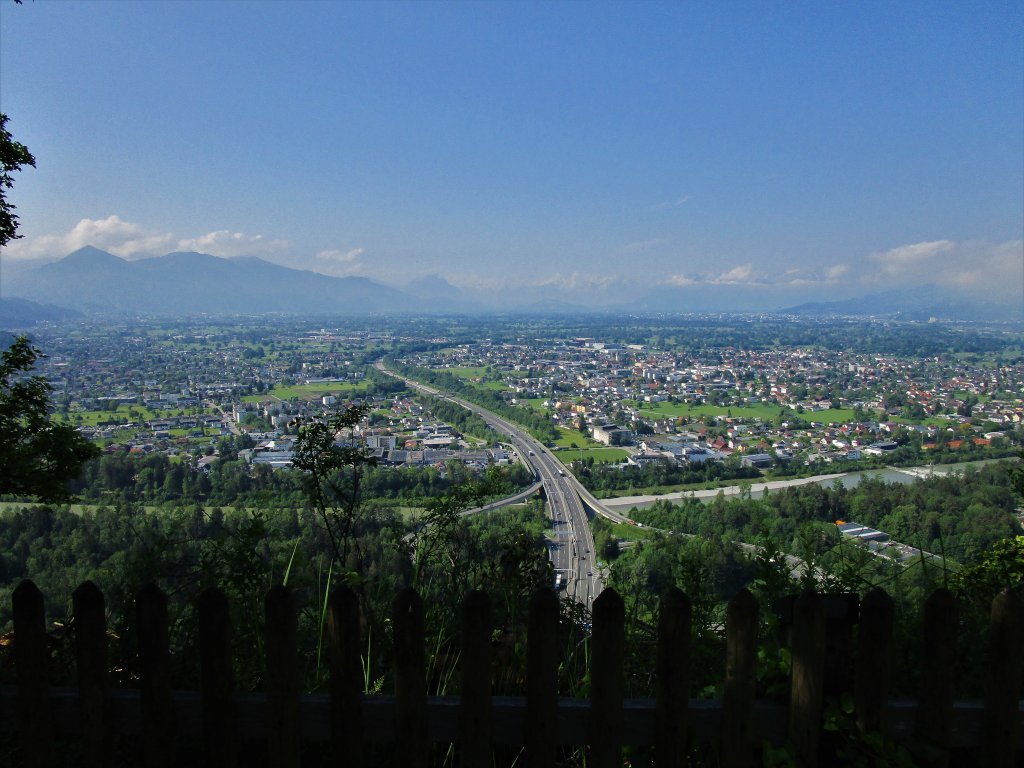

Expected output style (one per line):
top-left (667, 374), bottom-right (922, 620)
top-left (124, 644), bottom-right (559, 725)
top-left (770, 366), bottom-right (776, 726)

top-left (311, 247), bottom-right (368, 277)
top-left (665, 274), bottom-right (697, 287)
top-left (316, 248), bottom-right (364, 263)
top-left (4, 215), bottom-right (291, 261)
top-left (861, 239), bottom-right (1022, 300)
top-left (869, 240), bottom-right (954, 275)
top-left (825, 264), bottom-right (849, 280)
top-left (177, 230), bottom-right (290, 258)
top-left (710, 264), bottom-right (756, 284)
top-left (3, 215), bottom-right (174, 260)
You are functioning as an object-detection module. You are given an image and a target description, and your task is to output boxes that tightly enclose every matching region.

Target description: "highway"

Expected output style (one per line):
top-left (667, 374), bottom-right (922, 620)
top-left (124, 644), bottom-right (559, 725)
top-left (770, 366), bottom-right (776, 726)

top-left (375, 362), bottom-right (605, 607)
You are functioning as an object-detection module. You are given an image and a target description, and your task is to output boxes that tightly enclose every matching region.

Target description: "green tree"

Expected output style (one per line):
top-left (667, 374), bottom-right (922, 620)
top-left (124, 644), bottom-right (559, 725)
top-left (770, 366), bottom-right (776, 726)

top-left (1, 336), bottom-right (100, 501)
top-left (0, 112), bottom-right (35, 248)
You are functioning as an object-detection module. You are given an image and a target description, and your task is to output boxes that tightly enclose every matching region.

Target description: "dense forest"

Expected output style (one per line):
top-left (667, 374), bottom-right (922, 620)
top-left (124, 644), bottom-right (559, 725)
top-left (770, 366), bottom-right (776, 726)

top-left (62, 443), bottom-right (534, 510)
top-left (576, 456), bottom-right (762, 495)
top-left (624, 461), bottom-right (1022, 563)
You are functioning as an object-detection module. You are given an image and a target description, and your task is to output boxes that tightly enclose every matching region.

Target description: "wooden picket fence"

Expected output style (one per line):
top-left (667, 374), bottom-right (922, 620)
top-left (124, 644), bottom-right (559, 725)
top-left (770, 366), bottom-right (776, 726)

top-left (1, 579), bottom-right (1022, 767)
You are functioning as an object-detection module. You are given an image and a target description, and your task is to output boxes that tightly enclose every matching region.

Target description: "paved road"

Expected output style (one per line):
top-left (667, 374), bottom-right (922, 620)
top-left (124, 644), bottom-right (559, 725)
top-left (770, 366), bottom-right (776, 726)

top-left (373, 363), bottom-right (825, 596)
top-left (375, 363), bottom-right (606, 606)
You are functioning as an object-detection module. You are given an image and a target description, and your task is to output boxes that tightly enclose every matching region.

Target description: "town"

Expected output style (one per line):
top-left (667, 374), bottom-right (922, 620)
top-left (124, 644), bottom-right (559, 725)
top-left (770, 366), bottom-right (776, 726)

top-left (21, 314), bottom-right (1024, 491)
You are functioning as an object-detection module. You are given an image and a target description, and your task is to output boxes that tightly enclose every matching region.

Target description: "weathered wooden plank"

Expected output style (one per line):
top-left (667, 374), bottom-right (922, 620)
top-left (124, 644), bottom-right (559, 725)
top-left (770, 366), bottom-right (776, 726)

top-left (822, 593), bottom-right (858, 698)
top-left (459, 590), bottom-right (492, 768)
top-left (13, 579), bottom-right (53, 768)
top-left (591, 588), bottom-right (625, 768)
top-left (136, 582), bottom-right (174, 768)
top-left (721, 588), bottom-right (758, 768)
top-left (789, 591), bottom-right (825, 768)
top-left (393, 587), bottom-right (428, 768)
top-left (525, 588), bottom-right (559, 768)
top-left (73, 580), bottom-right (109, 768)
top-left (856, 587), bottom-right (893, 736)
top-left (983, 588), bottom-right (1024, 768)
top-left (656, 588), bottom-right (690, 768)
top-left (0, 685), bottom-right (1020, 748)
top-left (264, 585), bottom-right (300, 768)
top-left (328, 585), bottom-right (364, 768)
top-left (917, 587), bottom-right (958, 768)
top-left (199, 587), bottom-right (236, 768)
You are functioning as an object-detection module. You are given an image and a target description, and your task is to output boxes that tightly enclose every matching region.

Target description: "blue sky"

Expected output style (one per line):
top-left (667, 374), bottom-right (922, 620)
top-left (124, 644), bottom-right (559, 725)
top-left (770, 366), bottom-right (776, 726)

top-left (1, 1), bottom-right (1021, 308)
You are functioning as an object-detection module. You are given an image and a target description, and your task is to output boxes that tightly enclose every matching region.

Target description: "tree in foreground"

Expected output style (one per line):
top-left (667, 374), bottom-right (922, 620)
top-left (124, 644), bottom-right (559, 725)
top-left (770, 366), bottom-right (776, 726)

top-left (0, 112), bottom-right (36, 248)
top-left (0, 335), bottom-right (100, 501)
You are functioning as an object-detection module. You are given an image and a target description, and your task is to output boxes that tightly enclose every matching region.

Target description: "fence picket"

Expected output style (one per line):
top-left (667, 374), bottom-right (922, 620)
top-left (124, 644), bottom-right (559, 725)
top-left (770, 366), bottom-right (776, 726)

top-left (13, 579), bottom-right (52, 768)
top-left (789, 591), bottom-right (825, 768)
top-left (591, 588), bottom-right (625, 768)
top-left (394, 587), bottom-right (428, 768)
top-left (329, 585), bottom-right (364, 768)
top-left (5, 581), bottom-right (1023, 764)
top-left (73, 580), bottom-right (109, 768)
top-left (265, 585), bottom-right (301, 768)
top-left (855, 587), bottom-right (893, 736)
top-left (526, 588), bottom-right (559, 768)
top-left (199, 586), bottom-right (236, 767)
top-left (459, 590), bottom-right (492, 768)
top-left (656, 588), bottom-right (690, 768)
top-left (983, 588), bottom-right (1024, 768)
top-left (916, 587), bottom-right (958, 768)
top-left (721, 588), bottom-right (758, 768)
top-left (136, 582), bottom-right (174, 768)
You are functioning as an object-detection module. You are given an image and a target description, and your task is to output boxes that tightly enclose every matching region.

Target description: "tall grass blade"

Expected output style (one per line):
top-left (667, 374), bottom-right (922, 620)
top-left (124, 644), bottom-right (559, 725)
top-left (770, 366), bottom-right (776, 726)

top-left (282, 539), bottom-right (300, 587)
top-left (316, 558), bottom-right (334, 677)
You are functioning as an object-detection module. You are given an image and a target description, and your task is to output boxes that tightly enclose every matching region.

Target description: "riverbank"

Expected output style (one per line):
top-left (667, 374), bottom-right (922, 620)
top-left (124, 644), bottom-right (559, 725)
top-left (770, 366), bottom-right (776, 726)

top-left (601, 459), bottom-right (1011, 510)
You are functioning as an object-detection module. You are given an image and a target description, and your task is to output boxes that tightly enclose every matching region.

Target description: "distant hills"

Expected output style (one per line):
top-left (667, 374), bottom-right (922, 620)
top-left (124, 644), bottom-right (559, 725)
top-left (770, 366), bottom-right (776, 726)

top-left (3, 246), bottom-right (1019, 321)
top-left (780, 287), bottom-right (1019, 322)
top-left (6, 247), bottom-right (410, 315)
top-left (0, 297), bottom-right (83, 328)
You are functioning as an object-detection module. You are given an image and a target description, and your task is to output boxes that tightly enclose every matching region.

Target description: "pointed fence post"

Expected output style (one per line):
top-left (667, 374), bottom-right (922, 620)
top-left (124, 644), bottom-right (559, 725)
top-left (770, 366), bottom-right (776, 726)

top-left (199, 587), bottom-right (236, 768)
top-left (328, 585), bottom-right (364, 768)
top-left (855, 587), bottom-right (893, 736)
top-left (265, 585), bottom-right (300, 768)
top-left (789, 591), bottom-right (825, 768)
top-left (525, 588), bottom-right (560, 768)
top-left (591, 588), bottom-right (625, 768)
top-left (393, 587), bottom-right (428, 768)
top-left (983, 588), bottom-right (1024, 768)
top-left (917, 588), bottom-right (958, 768)
top-left (721, 588), bottom-right (758, 768)
top-left (13, 579), bottom-right (53, 768)
top-left (73, 581), bottom-right (109, 768)
top-left (656, 588), bottom-right (690, 768)
top-left (137, 582), bottom-right (174, 768)
top-left (460, 590), bottom-right (492, 768)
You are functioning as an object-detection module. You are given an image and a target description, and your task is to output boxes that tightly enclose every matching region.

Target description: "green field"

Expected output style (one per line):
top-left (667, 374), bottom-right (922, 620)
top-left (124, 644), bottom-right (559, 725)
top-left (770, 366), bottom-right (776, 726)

top-left (444, 366), bottom-right (492, 378)
top-left (596, 519), bottom-right (654, 543)
top-left (62, 404), bottom-right (217, 426)
top-left (628, 400), bottom-right (857, 425)
top-left (517, 398), bottom-right (549, 413)
top-left (552, 427), bottom-right (598, 449)
top-left (444, 367), bottom-right (529, 392)
top-left (555, 447), bottom-right (631, 464)
top-left (265, 382), bottom-right (367, 400)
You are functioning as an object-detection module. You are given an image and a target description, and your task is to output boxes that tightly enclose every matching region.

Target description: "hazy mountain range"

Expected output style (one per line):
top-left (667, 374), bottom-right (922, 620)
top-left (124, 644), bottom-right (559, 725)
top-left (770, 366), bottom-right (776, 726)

top-left (1, 246), bottom-right (1018, 324)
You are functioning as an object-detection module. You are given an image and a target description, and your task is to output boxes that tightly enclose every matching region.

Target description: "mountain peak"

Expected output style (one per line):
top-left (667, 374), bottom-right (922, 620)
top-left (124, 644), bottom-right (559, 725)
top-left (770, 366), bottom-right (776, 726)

top-left (62, 246), bottom-right (125, 266)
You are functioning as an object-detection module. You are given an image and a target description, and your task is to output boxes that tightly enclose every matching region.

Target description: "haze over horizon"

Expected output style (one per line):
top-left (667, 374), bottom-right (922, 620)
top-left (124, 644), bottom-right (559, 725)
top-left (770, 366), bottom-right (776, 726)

top-left (1, 1), bottom-right (1021, 311)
